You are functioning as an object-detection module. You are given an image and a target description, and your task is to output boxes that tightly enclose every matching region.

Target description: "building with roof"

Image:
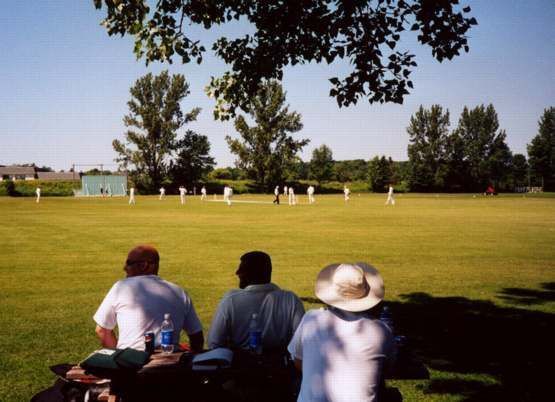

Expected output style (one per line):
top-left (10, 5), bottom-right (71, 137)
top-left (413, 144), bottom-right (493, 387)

top-left (37, 171), bottom-right (79, 181)
top-left (0, 166), bottom-right (36, 181)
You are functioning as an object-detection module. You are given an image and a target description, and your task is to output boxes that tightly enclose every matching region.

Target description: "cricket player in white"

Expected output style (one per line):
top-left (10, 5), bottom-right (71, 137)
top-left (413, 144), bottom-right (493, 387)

top-left (385, 185), bottom-right (395, 205)
top-left (226, 186), bottom-right (233, 206)
top-left (179, 186), bottom-right (187, 205)
top-left (344, 185), bottom-right (350, 202)
top-left (223, 186), bottom-right (228, 204)
top-left (36, 187), bottom-right (41, 203)
top-left (288, 187), bottom-right (296, 205)
top-left (129, 187), bottom-right (135, 205)
top-left (307, 185), bottom-right (315, 204)
top-left (283, 185), bottom-right (288, 197)
top-left (159, 187), bottom-right (165, 200)
top-left (273, 185), bottom-right (280, 204)
top-left (200, 186), bottom-right (207, 201)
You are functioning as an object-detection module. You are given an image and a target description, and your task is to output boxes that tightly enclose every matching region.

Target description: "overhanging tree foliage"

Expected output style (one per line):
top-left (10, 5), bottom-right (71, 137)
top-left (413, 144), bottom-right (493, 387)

top-left (93, 0), bottom-right (477, 119)
top-left (112, 70), bottom-right (211, 192)
top-left (226, 81), bottom-right (309, 190)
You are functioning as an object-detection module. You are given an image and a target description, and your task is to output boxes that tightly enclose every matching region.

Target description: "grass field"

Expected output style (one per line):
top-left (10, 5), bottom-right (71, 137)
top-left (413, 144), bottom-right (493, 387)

top-left (1, 193), bottom-right (554, 401)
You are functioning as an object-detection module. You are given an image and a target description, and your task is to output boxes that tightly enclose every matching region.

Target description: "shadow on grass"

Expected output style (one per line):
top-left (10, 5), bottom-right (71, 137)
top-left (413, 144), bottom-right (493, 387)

top-left (497, 282), bottom-right (555, 306)
top-left (389, 290), bottom-right (554, 401)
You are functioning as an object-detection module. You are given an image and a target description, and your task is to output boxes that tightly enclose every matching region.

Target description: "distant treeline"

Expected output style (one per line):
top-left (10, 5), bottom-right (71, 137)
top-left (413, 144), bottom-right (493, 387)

top-left (208, 105), bottom-right (554, 193)
top-left (3, 104), bottom-right (552, 195)
top-left (0, 180), bottom-right (80, 197)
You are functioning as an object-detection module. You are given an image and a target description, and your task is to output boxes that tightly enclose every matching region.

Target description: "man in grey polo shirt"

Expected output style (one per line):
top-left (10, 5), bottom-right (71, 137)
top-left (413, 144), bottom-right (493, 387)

top-left (208, 251), bottom-right (305, 351)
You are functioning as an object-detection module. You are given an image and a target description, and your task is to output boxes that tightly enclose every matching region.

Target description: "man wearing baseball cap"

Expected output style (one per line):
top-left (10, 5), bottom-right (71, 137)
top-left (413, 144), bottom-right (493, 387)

top-left (288, 263), bottom-right (395, 402)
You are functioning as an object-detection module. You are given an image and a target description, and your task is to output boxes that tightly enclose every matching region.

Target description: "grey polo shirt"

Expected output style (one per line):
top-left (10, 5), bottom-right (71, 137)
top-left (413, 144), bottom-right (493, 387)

top-left (208, 283), bottom-right (305, 350)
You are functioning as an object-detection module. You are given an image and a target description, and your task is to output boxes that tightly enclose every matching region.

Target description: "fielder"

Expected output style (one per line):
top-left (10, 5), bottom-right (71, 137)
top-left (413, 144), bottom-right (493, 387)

top-left (385, 185), bottom-right (395, 205)
top-left (344, 185), bottom-right (350, 202)
top-left (227, 186), bottom-right (233, 206)
top-left (36, 187), bottom-right (41, 203)
top-left (288, 186), bottom-right (296, 206)
top-left (179, 186), bottom-right (187, 205)
top-left (129, 187), bottom-right (135, 205)
top-left (283, 185), bottom-right (288, 197)
top-left (223, 185), bottom-right (233, 206)
top-left (307, 185), bottom-right (315, 204)
top-left (159, 187), bottom-right (165, 200)
top-left (273, 185), bottom-right (280, 204)
top-left (200, 186), bottom-right (207, 201)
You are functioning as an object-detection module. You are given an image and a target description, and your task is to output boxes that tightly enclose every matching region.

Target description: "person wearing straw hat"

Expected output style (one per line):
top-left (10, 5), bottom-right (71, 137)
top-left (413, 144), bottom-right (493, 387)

top-left (288, 263), bottom-right (395, 402)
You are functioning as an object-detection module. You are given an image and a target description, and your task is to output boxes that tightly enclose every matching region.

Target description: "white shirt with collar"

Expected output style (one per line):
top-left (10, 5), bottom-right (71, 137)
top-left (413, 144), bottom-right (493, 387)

top-left (94, 275), bottom-right (202, 350)
top-left (208, 283), bottom-right (305, 350)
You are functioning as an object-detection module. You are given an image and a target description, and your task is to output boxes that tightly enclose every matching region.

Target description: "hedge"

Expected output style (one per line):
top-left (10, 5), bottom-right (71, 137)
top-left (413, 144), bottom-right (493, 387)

top-left (0, 180), bottom-right (81, 197)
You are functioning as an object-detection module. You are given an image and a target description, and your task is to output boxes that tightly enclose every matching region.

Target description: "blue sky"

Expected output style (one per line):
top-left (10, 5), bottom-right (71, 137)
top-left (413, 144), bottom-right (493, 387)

top-left (1, 1), bottom-right (553, 171)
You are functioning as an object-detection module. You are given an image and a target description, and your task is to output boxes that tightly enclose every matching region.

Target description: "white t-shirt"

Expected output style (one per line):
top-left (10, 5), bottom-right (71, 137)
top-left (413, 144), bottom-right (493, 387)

top-left (180, 187), bottom-right (186, 196)
top-left (94, 275), bottom-right (202, 350)
top-left (208, 283), bottom-right (305, 351)
top-left (288, 308), bottom-right (394, 402)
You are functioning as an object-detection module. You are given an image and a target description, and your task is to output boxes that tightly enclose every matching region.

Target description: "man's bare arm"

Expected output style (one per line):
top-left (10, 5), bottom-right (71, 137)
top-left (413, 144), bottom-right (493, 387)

top-left (95, 325), bottom-right (117, 348)
top-left (294, 358), bottom-right (302, 372)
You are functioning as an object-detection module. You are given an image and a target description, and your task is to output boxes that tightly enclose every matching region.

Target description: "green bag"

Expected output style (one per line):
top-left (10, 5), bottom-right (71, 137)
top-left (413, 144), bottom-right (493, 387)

top-left (80, 348), bottom-right (150, 377)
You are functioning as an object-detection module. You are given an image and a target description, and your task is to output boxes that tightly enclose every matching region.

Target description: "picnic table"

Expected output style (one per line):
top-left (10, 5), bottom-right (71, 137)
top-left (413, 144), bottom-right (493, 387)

top-left (64, 349), bottom-right (298, 402)
top-left (36, 344), bottom-right (428, 402)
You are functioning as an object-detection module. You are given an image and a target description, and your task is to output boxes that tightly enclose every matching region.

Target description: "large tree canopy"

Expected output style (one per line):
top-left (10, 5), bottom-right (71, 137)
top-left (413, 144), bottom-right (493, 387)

top-left (310, 144), bottom-right (334, 183)
top-left (226, 81), bottom-right (309, 190)
top-left (113, 70), bottom-right (210, 192)
top-left (454, 104), bottom-right (512, 190)
top-left (407, 105), bottom-right (451, 191)
top-left (527, 107), bottom-right (555, 190)
top-left (93, 0), bottom-right (477, 119)
top-left (170, 131), bottom-right (216, 186)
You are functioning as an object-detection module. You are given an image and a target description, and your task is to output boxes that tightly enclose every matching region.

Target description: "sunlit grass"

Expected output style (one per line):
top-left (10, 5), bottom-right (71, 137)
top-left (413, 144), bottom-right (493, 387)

top-left (1, 193), bottom-right (554, 401)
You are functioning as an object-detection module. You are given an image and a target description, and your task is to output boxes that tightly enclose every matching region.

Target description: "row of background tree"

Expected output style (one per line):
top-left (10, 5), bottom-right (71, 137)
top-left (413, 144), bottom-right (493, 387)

top-left (112, 71), bottom-right (553, 193)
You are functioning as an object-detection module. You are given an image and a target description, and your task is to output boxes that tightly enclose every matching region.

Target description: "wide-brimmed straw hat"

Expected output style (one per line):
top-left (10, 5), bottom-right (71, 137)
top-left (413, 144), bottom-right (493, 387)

top-left (315, 262), bottom-right (384, 312)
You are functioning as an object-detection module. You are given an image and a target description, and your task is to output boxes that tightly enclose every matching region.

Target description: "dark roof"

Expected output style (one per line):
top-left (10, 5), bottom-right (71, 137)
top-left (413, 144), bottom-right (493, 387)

top-left (0, 166), bottom-right (36, 176)
top-left (37, 171), bottom-right (79, 181)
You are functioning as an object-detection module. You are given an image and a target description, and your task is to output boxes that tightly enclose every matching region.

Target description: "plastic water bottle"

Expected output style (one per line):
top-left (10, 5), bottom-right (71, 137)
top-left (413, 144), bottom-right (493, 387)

top-left (380, 305), bottom-right (394, 334)
top-left (160, 313), bottom-right (174, 354)
top-left (248, 313), bottom-right (262, 355)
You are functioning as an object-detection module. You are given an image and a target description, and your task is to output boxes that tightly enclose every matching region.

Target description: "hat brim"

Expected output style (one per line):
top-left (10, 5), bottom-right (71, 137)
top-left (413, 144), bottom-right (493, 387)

top-left (315, 262), bottom-right (385, 312)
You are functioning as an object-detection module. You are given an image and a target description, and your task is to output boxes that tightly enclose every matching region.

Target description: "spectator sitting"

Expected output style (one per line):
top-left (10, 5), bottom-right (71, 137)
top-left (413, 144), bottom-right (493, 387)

top-left (208, 251), bottom-right (305, 352)
top-left (93, 245), bottom-right (204, 352)
top-left (288, 263), bottom-right (395, 402)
